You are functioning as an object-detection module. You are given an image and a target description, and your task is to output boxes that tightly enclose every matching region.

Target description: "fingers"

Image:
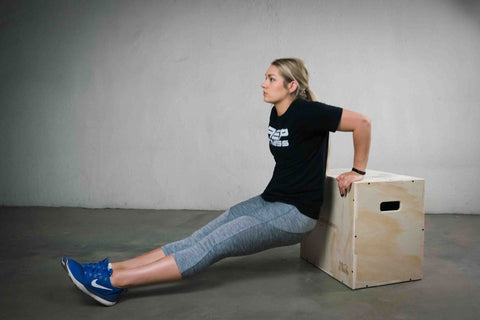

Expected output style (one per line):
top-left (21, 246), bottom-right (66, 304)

top-left (336, 174), bottom-right (350, 197)
top-left (338, 184), bottom-right (350, 197)
top-left (336, 172), bottom-right (364, 197)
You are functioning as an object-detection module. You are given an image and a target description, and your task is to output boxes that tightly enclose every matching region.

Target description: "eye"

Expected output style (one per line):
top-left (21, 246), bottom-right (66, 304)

top-left (270, 77), bottom-right (275, 82)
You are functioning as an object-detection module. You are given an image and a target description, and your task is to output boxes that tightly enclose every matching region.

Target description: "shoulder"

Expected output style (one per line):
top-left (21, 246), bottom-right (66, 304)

top-left (294, 99), bottom-right (339, 114)
top-left (295, 99), bottom-right (344, 131)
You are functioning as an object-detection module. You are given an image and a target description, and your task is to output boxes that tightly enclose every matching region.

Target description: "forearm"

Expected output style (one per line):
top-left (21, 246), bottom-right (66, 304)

top-left (336, 110), bottom-right (371, 196)
top-left (352, 117), bottom-right (371, 172)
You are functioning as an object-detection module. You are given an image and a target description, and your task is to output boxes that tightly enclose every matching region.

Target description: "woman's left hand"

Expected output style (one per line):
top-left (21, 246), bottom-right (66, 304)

top-left (336, 171), bottom-right (365, 197)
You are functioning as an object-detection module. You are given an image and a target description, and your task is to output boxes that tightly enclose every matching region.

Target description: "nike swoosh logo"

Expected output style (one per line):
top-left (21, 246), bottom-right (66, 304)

top-left (91, 279), bottom-right (113, 291)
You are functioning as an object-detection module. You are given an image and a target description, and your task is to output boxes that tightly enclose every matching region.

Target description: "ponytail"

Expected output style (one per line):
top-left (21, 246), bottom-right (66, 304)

top-left (305, 87), bottom-right (318, 102)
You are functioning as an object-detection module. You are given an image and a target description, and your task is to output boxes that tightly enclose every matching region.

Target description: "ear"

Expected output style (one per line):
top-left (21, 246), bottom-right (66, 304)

top-left (288, 81), bottom-right (298, 94)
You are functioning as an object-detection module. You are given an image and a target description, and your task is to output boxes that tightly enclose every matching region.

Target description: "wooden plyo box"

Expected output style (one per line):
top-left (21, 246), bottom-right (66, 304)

top-left (300, 169), bottom-right (425, 289)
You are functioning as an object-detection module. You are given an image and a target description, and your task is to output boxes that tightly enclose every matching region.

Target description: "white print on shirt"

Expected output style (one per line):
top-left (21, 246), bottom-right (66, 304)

top-left (268, 126), bottom-right (289, 147)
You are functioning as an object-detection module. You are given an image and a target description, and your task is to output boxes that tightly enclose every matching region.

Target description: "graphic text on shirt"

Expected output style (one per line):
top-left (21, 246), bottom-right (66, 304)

top-left (268, 126), bottom-right (289, 147)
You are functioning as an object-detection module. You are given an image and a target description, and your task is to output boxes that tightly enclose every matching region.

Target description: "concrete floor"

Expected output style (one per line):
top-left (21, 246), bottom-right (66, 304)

top-left (0, 207), bottom-right (478, 320)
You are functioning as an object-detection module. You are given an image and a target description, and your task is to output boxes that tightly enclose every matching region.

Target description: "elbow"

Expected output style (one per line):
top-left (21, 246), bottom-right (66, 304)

top-left (360, 115), bottom-right (371, 130)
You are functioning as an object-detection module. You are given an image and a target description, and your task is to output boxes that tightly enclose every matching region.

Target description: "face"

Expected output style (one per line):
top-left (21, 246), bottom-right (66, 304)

top-left (261, 65), bottom-right (295, 105)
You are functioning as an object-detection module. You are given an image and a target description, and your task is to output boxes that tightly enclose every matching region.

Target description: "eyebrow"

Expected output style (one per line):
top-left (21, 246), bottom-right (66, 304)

top-left (265, 73), bottom-right (276, 77)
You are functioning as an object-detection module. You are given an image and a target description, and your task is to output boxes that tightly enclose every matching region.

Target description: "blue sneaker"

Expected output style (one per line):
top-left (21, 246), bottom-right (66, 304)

top-left (66, 258), bottom-right (123, 306)
top-left (61, 257), bottom-right (110, 273)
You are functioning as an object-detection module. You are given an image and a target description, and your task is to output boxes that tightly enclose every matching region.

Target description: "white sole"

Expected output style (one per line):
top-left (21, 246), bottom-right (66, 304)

top-left (61, 258), bottom-right (67, 272)
top-left (66, 262), bottom-right (117, 307)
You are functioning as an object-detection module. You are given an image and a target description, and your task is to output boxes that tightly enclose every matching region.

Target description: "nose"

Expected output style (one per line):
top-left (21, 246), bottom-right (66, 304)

top-left (261, 79), bottom-right (267, 88)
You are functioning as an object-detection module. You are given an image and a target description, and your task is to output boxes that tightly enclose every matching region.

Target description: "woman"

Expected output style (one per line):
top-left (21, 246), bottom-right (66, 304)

top-left (62, 58), bottom-right (371, 306)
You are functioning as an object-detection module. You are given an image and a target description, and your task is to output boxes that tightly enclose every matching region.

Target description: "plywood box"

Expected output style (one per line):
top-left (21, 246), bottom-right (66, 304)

top-left (300, 169), bottom-right (425, 289)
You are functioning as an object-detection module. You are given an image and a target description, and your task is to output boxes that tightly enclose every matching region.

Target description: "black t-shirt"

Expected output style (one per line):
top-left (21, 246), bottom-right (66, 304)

top-left (261, 98), bottom-right (343, 219)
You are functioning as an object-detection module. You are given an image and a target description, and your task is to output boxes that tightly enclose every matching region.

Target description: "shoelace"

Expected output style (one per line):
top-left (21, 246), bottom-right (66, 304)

top-left (86, 267), bottom-right (112, 281)
top-left (84, 261), bottom-right (111, 280)
top-left (83, 258), bottom-right (109, 272)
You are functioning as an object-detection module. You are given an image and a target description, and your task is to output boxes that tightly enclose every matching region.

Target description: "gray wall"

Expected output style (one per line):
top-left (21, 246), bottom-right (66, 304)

top-left (1, 0), bottom-right (479, 213)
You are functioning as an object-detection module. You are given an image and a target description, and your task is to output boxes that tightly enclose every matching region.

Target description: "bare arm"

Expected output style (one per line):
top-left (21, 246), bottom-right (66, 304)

top-left (335, 109), bottom-right (372, 197)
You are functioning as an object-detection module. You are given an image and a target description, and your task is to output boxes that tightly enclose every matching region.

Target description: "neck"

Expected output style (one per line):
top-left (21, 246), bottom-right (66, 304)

top-left (275, 96), bottom-right (295, 116)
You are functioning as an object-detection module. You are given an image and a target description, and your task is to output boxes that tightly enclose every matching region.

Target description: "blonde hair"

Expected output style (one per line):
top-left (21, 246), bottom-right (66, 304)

top-left (271, 58), bottom-right (318, 102)
top-left (271, 58), bottom-right (331, 171)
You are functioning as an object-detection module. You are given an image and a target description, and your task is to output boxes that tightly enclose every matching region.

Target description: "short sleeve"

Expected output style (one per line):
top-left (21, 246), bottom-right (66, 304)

top-left (304, 101), bottom-right (343, 132)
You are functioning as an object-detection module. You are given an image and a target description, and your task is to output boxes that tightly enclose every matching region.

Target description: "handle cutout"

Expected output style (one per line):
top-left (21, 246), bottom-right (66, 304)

top-left (380, 201), bottom-right (400, 212)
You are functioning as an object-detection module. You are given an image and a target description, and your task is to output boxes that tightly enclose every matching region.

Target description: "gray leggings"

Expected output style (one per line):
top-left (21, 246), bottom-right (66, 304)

top-left (162, 195), bottom-right (317, 278)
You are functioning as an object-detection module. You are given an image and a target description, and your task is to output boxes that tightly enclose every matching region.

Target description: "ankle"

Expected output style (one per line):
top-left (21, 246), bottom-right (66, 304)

top-left (110, 262), bottom-right (124, 272)
top-left (110, 272), bottom-right (125, 289)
